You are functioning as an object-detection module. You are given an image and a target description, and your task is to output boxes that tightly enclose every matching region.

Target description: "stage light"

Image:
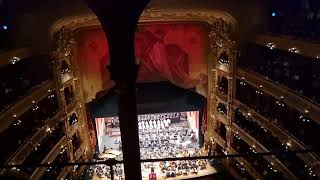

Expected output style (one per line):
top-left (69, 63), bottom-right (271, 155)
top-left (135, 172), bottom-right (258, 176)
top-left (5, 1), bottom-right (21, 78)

top-left (272, 12), bottom-right (276, 17)
top-left (2, 25), bottom-right (8, 30)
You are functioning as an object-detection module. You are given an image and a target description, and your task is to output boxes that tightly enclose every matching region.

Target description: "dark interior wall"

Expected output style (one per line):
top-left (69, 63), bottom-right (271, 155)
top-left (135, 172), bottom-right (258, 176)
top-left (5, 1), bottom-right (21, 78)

top-left (2, 0), bottom-right (269, 51)
top-left (89, 82), bottom-right (206, 118)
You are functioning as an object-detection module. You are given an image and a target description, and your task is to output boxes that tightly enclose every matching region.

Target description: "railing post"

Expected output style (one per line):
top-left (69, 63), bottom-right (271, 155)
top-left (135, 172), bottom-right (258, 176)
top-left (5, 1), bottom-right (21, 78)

top-left (110, 165), bottom-right (114, 180)
top-left (85, 0), bottom-right (150, 178)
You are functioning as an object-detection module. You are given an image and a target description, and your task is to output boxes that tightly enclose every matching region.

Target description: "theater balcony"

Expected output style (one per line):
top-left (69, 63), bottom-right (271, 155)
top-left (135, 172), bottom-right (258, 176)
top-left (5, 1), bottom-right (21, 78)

top-left (234, 77), bottom-right (320, 175)
top-left (0, 29), bottom-right (91, 180)
top-left (0, 90), bottom-right (59, 165)
top-left (0, 51), bottom-right (53, 114)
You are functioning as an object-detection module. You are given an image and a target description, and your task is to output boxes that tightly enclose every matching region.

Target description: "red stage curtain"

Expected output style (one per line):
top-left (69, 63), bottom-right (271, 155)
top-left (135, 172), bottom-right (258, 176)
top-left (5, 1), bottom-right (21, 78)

top-left (135, 26), bottom-right (203, 89)
top-left (76, 23), bottom-right (208, 102)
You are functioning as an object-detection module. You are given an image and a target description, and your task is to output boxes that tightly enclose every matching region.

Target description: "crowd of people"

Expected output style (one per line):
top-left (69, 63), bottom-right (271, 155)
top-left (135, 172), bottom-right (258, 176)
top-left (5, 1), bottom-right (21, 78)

top-left (0, 91), bottom-right (59, 165)
top-left (89, 112), bottom-right (214, 179)
top-left (236, 79), bottom-right (320, 156)
top-left (0, 55), bottom-right (52, 111)
top-left (269, 0), bottom-right (320, 41)
top-left (240, 43), bottom-right (320, 104)
top-left (230, 159), bottom-right (254, 180)
top-left (139, 127), bottom-right (197, 160)
top-left (88, 163), bottom-right (124, 179)
top-left (21, 121), bottom-right (65, 175)
top-left (138, 113), bottom-right (181, 132)
top-left (232, 136), bottom-right (286, 180)
top-left (234, 109), bottom-right (283, 152)
top-left (41, 147), bottom-right (69, 180)
top-left (233, 109), bottom-right (317, 179)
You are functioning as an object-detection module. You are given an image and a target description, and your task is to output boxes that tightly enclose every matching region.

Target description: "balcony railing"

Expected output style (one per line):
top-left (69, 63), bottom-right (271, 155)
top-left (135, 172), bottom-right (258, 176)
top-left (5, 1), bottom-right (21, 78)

top-left (31, 137), bottom-right (67, 179)
top-left (228, 147), bottom-right (263, 180)
top-left (233, 100), bottom-right (320, 175)
top-left (213, 132), bottom-right (227, 149)
top-left (1, 148), bottom-right (319, 180)
top-left (4, 112), bottom-right (64, 166)
top-left (237, 68), bottom-right (320, 125)
top-left (0, 81), bottom-right (56, 132)
top-left (232, 123), bottom-right (298, 180)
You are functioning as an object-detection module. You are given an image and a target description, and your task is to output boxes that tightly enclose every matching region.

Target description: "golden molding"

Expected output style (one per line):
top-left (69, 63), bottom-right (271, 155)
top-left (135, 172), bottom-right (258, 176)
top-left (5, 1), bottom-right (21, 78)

top-left (50, 9), bottom-right (237, 38)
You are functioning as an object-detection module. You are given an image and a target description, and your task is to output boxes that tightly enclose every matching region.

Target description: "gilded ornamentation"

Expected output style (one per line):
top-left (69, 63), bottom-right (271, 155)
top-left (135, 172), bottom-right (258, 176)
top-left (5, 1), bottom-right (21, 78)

top-left (49, 9), bottom-right (237, 38)
top-left (52, 28), bottom-right (76, 64)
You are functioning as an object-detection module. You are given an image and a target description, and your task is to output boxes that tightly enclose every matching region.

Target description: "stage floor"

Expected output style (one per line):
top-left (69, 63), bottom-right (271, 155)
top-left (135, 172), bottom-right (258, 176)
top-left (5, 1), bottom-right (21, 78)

top-left (91, 165), bottom-right (217, 180)
top-left (92, 112), bottom-right (209, 180)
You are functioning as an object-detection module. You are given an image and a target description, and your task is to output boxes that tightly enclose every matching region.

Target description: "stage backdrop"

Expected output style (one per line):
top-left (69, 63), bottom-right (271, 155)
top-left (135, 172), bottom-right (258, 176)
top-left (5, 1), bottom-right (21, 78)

top-left (75, 23), bottom-right (209, 103)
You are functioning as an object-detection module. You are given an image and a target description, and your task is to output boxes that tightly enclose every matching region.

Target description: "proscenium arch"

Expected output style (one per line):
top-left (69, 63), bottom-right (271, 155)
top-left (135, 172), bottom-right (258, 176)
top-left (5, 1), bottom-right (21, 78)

top-left (49, 9), bottom-right (237, 39)
top-left (50, 9), bottom-right (238, 96)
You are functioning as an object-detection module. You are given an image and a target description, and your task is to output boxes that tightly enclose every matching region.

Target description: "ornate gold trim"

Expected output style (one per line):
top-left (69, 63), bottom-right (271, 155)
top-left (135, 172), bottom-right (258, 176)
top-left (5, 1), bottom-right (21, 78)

top-left (50, 9), bottom-right (237, 38)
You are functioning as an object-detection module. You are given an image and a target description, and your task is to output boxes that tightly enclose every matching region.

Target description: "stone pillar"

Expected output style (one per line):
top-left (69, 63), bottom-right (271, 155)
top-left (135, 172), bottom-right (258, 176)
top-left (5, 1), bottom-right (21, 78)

top-left (85, 0), bottom-right (149, 178)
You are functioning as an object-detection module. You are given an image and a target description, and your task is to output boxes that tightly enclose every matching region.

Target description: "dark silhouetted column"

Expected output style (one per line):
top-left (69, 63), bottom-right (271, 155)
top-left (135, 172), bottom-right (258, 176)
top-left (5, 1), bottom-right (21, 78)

top-left (85, 0), bottom-right (149, 179)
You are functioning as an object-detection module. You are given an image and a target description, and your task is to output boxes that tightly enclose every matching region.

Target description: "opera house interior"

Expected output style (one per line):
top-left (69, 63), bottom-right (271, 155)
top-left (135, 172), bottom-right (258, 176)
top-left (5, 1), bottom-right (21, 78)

top-left (0, 0), bottom-right (320, 179)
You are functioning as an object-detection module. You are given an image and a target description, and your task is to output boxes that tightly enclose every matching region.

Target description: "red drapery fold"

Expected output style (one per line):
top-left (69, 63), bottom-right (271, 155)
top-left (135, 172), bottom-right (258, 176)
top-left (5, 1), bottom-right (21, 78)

top-left (135, 29), bottom-right (200, 89)
top-left (76, 23), bottom-right (208, 102)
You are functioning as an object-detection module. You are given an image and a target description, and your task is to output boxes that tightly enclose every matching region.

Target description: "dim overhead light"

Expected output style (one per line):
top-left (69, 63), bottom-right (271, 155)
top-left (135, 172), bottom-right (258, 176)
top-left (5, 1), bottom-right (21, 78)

top-left (266, 42), bottom-right (276, 49)
top-left (289, 47), bottom-right (299, 53)
top-left (10, 56), bottom-right (21, 64)
top-left (286, 141), bottom-right (292, 147)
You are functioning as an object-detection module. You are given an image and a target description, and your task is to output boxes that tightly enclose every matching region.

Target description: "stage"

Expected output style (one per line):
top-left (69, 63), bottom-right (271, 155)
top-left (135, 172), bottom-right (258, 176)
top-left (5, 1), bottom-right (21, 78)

top-left (86, 82), bottom-right (212, 179)
top-left (91, 165), bottom-right (216, 180)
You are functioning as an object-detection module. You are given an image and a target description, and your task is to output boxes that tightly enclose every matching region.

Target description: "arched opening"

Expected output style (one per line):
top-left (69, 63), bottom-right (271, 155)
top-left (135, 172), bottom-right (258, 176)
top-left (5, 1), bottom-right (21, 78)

top-left (71, 131), bottom-right (82, 153)
top-left (217, 76), bottom-right (229, 95)
top-left (217, 102), bottom-right (227, 115)
top-left (219, 51), bottom-right (229, 65)
top-left (217, 51), bottom-right (230, 72)
top-left (217, 122), bottom-right (227, 140)
top-left (69, 113), bottom-right (78, 126)
top-left (63, 85), bottom-right (74, 105)
top-left (60, 60), bottom-right (72, 83)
